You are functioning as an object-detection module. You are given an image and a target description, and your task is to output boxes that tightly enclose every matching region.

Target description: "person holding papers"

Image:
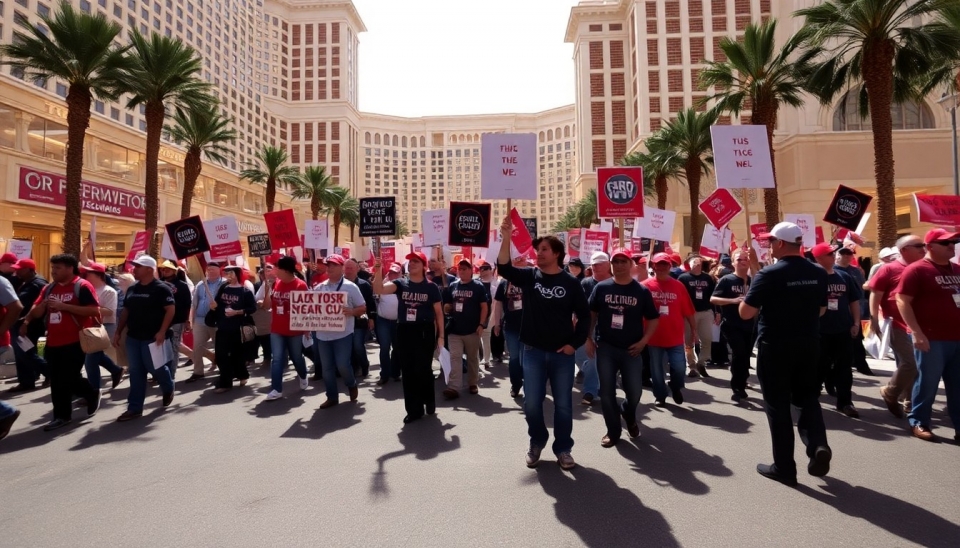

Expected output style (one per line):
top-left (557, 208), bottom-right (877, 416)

top-left (312, 255), bottom-right (366, 409)
top-left (113, 256), bottom-right (176, 422)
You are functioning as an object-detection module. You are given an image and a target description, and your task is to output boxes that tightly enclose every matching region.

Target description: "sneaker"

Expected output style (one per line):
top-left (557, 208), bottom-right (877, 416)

top-left (839, 405), bottom-right (859, 419)
top-left (43, 418), bottom-right (72, 432)
top-left (671, 387), bottom-right (684, 405)
top-left (87, 389), bottom-right (102, 417)
top-left (0, 410), bottom-right (22, 441)
top-left (581, 393), bottom-right (595, 406)
top-left (557, 452), bottom-right (576, 470)
top-left (911, 424), bottom-right (937, 442)
top-left (808, 446), bottom-right (832, 477)
top-left (116, 411), bottom-right (142, 422)
top-left (525, 444), bottom-right (542, 468)
top-left (266, 390), bottom-right (283, 401)
top-left (299, 377), bottom-right (309, 391)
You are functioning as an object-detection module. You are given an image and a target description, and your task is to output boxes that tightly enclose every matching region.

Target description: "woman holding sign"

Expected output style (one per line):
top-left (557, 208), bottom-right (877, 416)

top-left (373, 251), bottom-right (444, 424)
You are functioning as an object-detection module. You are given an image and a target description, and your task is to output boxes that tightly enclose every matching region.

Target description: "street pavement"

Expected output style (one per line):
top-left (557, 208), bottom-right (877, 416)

top-left (1, 348), bottom-right (959, 548)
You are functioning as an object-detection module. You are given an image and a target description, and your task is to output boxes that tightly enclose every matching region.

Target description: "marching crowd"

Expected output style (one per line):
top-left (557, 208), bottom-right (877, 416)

top-left (0, 218), bottom-right (958, 484)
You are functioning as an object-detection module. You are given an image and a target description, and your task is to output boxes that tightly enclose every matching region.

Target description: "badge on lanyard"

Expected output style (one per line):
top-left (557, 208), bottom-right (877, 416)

top-left (49, 312), bottom-right (62, 325)
top-left (406, 308), bottom-right (418, 322)
top-left (659, 305), bottom-right (669, 316)
top-left (953, 293), bottom-right (960, 308)
top-left (695, 290), bottom-right (703, 300)
top-left (455, 302), bottom-right (464, 313)
top-left (611, 314), bottom-right (624, 329)
top-left (276, 305), bottom-right (284, 315)
top-left (828, 298), bottom-right (839, 311)
top-left (511, 299), bottom-right (522, 311)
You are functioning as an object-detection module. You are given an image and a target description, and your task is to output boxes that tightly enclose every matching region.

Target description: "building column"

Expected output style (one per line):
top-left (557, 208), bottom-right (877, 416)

top-left (15, 112), bottom-right (34, 153)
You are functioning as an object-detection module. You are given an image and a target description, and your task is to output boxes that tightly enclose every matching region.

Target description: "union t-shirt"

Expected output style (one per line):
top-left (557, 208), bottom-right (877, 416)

top-left (867, 259), bottom-right (908, 331)
top-left (443, 279), bottom-right (489, 335)
top-left (271, 277), bottom-right (308, 336)
top-left (589, 278), bottom-right (659, 349)
top-left (744, 256), bottom-right (827, 342)
top-left (896, 258), bottom-right (960, 341)
top-left (36, 277), bottom-right (99, 347)
top-left (495, 281), bottom-right (524, 332)
top-left (713, 274), bottom-right (754, 330)
top-left (819, 270), bottom-right (861, 334)
top-left (123, 278), bottom-right (175, 341)
top-left (392, 278), bottom-right (442, 324)
top-left (677, 271), bottom-right (716, 312)
top-left (642, 276), bottom-right (695, 348)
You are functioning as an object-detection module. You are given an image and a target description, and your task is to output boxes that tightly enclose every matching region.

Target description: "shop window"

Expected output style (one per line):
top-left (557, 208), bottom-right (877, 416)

top-left (195, 175), bottom-right (214, 201)
top-left (157, 160), bottom-right (183, 192)
top-left (241, 190), bottom-right (263, 214)
top-left (27, 116), bottom-right (68, 161)
top-left (0, 106), bottom-right (16, 149)
top-left (213, 180), bottom-right (239, 208)
top-left (95, 140), bottom-right (141, 182)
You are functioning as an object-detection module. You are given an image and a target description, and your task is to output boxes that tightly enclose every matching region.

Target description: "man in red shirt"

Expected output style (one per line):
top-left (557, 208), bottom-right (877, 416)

top-left (19, 254), bottom-right (102, 431)
top-left (642, 253), bottom-right (697, 406)
top-left (897, 228), bottom-right (960, 442)
top-left (263, 256), bottom-right (309, 400)
top-left (868, 234), bottom-right (926, 418)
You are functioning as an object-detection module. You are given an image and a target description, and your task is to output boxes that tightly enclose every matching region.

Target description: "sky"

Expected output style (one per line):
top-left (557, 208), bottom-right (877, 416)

top-left (352, 0), bottom-right (583, 117)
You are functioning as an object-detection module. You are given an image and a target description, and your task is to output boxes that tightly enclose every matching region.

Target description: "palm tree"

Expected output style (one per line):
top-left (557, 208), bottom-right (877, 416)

top-left (0, 2), bottom-right (128, 255)
top-left (618, 150), bottom-right (658, 200)
top-left (661, 108), bottom-right (719, 249)
top-left (394, 219), bottom-right (410, 239)
top-left (240, 145), bottom-right (300, 213)
top-left (621, 130), bottom-right (681, 210)
top-left (927, 5), bottom-right (960, 95)
top-left (796, 0), bottom-right (960, 247)
top-left (699, 19), bottom-right (818, 229)
top-left (164, 99), bottom-right (236, 219)
top-left (121, 31), bottom-right (210, 255)
top-left (325, 186), bottom-right (359, 246)
top-left (290, 165), bottom-right (339, 220)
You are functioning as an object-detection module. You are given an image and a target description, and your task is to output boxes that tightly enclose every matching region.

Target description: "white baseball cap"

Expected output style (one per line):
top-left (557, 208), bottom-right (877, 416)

top-left (130, 256), bottom-right (157, 269)
top-left (878, 247), bottom-right (899, 260)
top-left (758, 222), bottom-right (803, 245)
top-left (590, 251), bottom-right (610, 265)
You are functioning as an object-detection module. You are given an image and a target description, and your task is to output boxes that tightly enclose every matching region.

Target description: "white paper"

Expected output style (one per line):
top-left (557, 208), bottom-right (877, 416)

top-left (854, 212), bottom-right (871, 235)
top-left (439, 347), bottom-right (452, 383)
top-left (161, 230), bottom-right (177, 261)
top-left (17, 336), bottom-right (34, 352)
top-left (784, 214), bottom-right (817, 248)
top-left (480, 133), bottom-right (538, 200)
top-left (148, 341), bottom-right (172, 370)
top-left (304, 219), bottom-right (330, 249)
top-left (7, 239), bottom-right (32, 260)
top-left (711, 323), bottom-right (721, 343)
top-left (700, 225), bottom-right (731, 259)
top-left (711, 125), bottom-right (775, 189)
top-left (421, 209), bottom-right (448, 247)
top-left (864, 317), bottom-right (892, 361)
top-left (633, 207), bottom-right (677, 242)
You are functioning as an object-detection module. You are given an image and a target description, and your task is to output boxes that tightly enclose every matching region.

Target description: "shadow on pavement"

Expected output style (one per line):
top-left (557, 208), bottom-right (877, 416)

top-left (369, 417), bottom-right (461, 499)
top-left (615, 426), bottom-right (733, 495)
top-left (536, 464), bottom-right (679, 547)
top-left (281, 401), bottom-right (365, 440)
top-left (797, 477), bottom-right (960, 548)
top-left (665, 404), bottom-right (753, 435)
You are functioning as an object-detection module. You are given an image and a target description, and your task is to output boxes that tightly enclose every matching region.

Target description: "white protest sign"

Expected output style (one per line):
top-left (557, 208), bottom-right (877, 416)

top-left (632, 207), bottom-right (676, 242)
top-left (579, 237), bottom-right (606, 258)
top-left (7, 239), bottom-right (32, 259)
top-left (484, 229), bottom-right (521, 265)
top-left (289, 290), bottom-right (348, 331)
top-left (711, 125), bottom-right (775, 189)
top-left (699, 225), bottom-right (731, 259)
top-left (599, 219), bottom-right (614, 236)
top-left (421, 209), bottom-right (448, 247)
top-left (161, 230), bottom-right (177, 261)
top-left (304, 219), bottom-right (329, 250)
top-left (480, 133), bottom-right (538, 200)
top-left (784, 214), bottom-right (817, 248)
top-left (203, 216), bottom-right (243, 260)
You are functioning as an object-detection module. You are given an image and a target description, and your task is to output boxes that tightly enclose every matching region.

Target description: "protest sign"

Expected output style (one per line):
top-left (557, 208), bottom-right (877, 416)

top-left (263, 209), bottom-right (300, 249)
top-left (509, 208), bottom-right (533, 253)
top-left (480, 133), bottom-right (538, 200)
top-left (913, 194), bottom-right (960, 225)
top-left (581, 229), bottom-right (610, 255)
top-left (699, 188), bottom-right (743, 230)
top-left (700, 225), bottom-right (732, 259)
top-left (421, 209), bottom-right (448, 247)
top-left (304, 220), bottom-right (329, 250)
top-left (567, 229), bottom-right (582, 259)
top-left (247, 234), bottom-right (272, 258)
top-left (448, 202), bottom-right (491, 247)
top-left (203, 216), bottom-right (242, 259)
top-left (632, 207), bottom-right (676, 242)
top-left (521, 217), bottom-right (538, 239)
top-left (160, 230), bottom-right (177, 261)
top-left (359, 197), bottom-right (397, 237)
top-left (784, 213), bottom-right (817, 248)
top-left (7, 239), bottom-right (32, 259)
top-left (710, 125), bottom-right (775, 189)
top-left (125, 231), bottom-right (150, 262)
top-left (380, 247), bottom-right (396, 273)
top-left (289, 291), bottom-right (348, 331)
top-left (823, 185), bottom-right (872, 230)
top-left (750, 222), bottom-right (771, 262)
top-left (815, 226), bottom-right (825, 245)
top-left (596, 167), bottom-right (645, 219)
top-left (165, 216), bottom-right (210, 260)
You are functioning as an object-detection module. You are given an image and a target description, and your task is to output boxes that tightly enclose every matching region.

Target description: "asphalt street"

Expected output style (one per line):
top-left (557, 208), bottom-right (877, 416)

top-left (1, 348), bottom-right (959, 548)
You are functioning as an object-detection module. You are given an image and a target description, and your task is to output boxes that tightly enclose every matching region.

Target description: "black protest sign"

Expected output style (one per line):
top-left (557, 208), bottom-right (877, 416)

top-left (359, 197), bottom-right (397, 237)
top-left (823, 185), bottom-right (873, 230)
top-left (165, 216), bottom-right (210, 260)
top-left (448, 202), bottom-right (491, 247)
top-left (522, 217), bottom-right (538, 239)
top-left (247, 233), bottom-right (272, 257)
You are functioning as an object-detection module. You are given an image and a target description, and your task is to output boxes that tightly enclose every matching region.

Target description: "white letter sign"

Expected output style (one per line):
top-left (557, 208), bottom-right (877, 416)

top-left (710, 125), bottom-right (775, 189)
top-left (481, 133), bottom-right (538, 200)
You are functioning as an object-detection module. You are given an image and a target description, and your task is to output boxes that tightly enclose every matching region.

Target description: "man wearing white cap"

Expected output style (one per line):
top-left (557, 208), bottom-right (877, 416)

top-left (575, 251), bottom-right (610, 406)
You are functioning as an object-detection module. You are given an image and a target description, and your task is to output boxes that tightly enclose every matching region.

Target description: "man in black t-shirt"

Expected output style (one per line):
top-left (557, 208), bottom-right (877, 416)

top-left (710, 249), bottom-right (755, 402)
top-left (159, 260), bottom-right (191, 380)
top-left (442, 260), bottom-right (489, 398)
top-left (493, 257), bottom-right (526, 397)
top-left (586, 249), bottom-right (659, 447)
top-left (811, 243), bottom-right (862, 418)
top-left (741, 222), bottom-right (831, 486)
top-left (678, 256), bottom-right (716, 376)
top-left (113, 256), bottom-right (176, 422)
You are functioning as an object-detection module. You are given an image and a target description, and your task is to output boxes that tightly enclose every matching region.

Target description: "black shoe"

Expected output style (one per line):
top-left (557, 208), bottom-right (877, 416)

top-left (642, 378), bottom-right (653, 388)
top-left (426, 406), bottom-right (436, 416)
top-left (510, 388), bottom-right (521, 398)
top-left (672, 388), bottom-right (683, 405)
top-left (87, 389), bottom-right (102, 417)
top-left (310, 374), bottom-right (323, 382)
top-left (732, 391), bottom-right (745, 403)
top-left (0, 410), bottom-right (21, 441)
top-left (825, 385), bottom-right (837, 397)
top-left (184, 374), bottom-right (204, 384)
top-left (808, 446), bottom-right (832, 477)
top-left (376, 377), bottom-right (389, 386)
top-left (856, 365), bottom-right (875, 376)
top-left (403, 414), bottom-right (423, 424)
top-left (6, 384), bottom-right (37, 393)
top-left (111, 369), bottom-right (123, 389)
top-left (184, 359), bottom-right (193, 367)
top-left (575, 371), bottom-right (584, 384)
top-left (162, 391), bottom-right (174, 407)
top-left (43, 418), bottom-right (72, 432)
top-left (756, 464), bottom-right (798, 487)
top-left (581, 393), bottom-right (594, 406)
top-left (655, 398), bottom-right (666, 408)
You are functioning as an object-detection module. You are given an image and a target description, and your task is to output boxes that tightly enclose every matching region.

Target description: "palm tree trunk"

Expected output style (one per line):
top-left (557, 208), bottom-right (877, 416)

top-left (265, 176), bottom-right (277, 212)
top-left (686, 157), bottom-right (703, 249)
top-left (655, 175), bottom-right (668, 210)
top-left (751, 98), bottom-right (781, 229)
top-left (311, 196), bottom-right (320, 220)
top-left (333, 210), bottom-right (341, 247)
top-left (180, 147), bottom-right (202, 219)
top-left (863, 41), bottom-right (897, 248)
top-left (63, 85), bottom-right (92, 257)
top-left (144, 100), bottom-right (165, 257)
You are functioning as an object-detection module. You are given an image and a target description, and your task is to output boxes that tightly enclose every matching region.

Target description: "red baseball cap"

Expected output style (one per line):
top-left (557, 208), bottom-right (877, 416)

top-left (810, 242), bottom-right (839, 258)
top-left (669, 253), bottom-right (682, 266)
top-left (13, 258), bottom-right (36, 271)
top-left (81, 262), bottom-right (107, 274)
top-left (388, 262), bottom-right (402, 273)
top-left (325, 254), bottom-right (346, 266)
top-left (652, 252), bottom-right (673, 264)
top-left (610, 248), bottom-right (633, 261)
top-left (0, 253), bottom-right (17, 265)
top-left (924, 228), bottom-right (960, 245)
top-left (406, 251), bottom-right (428, 265)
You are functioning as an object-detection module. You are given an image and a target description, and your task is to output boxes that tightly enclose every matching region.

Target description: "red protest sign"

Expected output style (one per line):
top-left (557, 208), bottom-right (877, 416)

top-left (815, 226), bottom-right (825, 244)
top-left (567, 229), bottom-right (582, 258)
top-left (698, 188), bottom-right (743, 229)
top-left (914, 194), bottom-right (960, 225)
top-left (597, 167), bottom-right (645, 219)
top-left (509, 208), bottom-right (533, 253)
top-left (125, 231), bottom-right (150, 262)
top-left (263, 209), bottom-right (300, 249)
top-left (380, 247), bottom-right (396, 274)
top-left (583, 229), bottom-right (610, 253)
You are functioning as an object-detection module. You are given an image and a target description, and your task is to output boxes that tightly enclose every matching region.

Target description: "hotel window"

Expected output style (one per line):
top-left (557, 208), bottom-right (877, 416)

top-left (832, 91), bottom-right (934, 131)
top-left (242, 190), bottom-right (263, 214)
top-left (157, 160), bottom-right (182, 191)
top-left (27, 117), bottom-right (68, 161)
top-left (213, 181), bottom-right (239, 207)
top-left (96, 140), bottom-right (141, 182)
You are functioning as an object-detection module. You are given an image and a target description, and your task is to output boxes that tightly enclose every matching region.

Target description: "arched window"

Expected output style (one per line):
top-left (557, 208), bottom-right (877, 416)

top-left (451, 134), bottom-right (458, 144)
top-left (832, 91), bottom-right (935, 131)
top-left (374, 133), bottom-right (381, 145)
top-left (364, 132), bottom-right (371, 144)
top-left (392, 135), bottom-right (398, 146)
top-left (402, 136), bottom-right (407, 147)
top-left (564, 125), bottom-right (571, 138)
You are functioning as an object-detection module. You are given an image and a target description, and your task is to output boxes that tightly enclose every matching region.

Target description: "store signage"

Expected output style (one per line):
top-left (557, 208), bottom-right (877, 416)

top-left (18, 166), bottom-right (146, 220)
top-left (237, 220), bottom-right (266, 234)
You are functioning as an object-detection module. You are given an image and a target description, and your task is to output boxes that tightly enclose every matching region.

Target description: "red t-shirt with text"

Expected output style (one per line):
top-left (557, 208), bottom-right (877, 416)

top-left (895, 258), bottom-right (960, 341)
top-left (270, 277), bottom-right (308, 336)
top-left (35, 277), bottom-right (99, 347)
top-left (867, 259), bottom-right (908, 331)
top-left (642, 276), bottom-right (695, 348)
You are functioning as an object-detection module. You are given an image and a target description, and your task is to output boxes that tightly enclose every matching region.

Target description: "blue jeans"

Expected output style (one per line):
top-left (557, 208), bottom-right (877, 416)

top-left (908, 340), bottom-right (960, 430)
top-left (0, 399), bottom-right (16, 420)
top-left (352, 326), bottom-right (370, 373)
top-left (597, 345), bottom-right (644, 438)
top-left (648, 345), bottom-right (686, 402)
top-left (575, 342), bottom-right (600, 398)
top-left (375, 317), bottom-right (398, 379)
top-left (270, 333), bottom-right (308, 392)
top-left (522, 345), bottom-right (575, 455)
top-left (84, 324), bottom-right (120, 389)
top-left (503, 328), bottom-right (523, 392)
top-left (126, 337), bottom-right (175, 414)
top-left (314, 334), bottom-right (356, 401)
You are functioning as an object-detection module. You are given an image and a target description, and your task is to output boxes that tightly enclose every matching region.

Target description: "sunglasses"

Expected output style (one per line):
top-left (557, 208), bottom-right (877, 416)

top-left (932, 240), bottom-right (959, 246)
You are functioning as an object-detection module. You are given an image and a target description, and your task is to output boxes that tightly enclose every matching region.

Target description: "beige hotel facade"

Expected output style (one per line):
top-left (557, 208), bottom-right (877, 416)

top-left (0, 0), bottom-right (956, 274)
